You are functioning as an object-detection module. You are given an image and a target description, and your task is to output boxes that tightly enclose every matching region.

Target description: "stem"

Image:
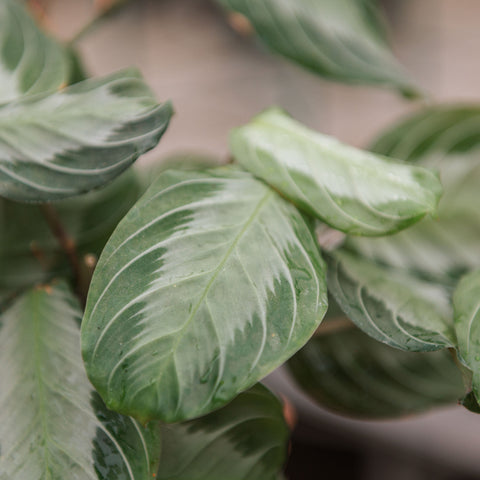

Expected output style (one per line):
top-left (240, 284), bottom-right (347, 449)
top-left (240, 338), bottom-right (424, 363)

top-left (68, 0), bottom-right (132, 46)
top-left (40, 204), bottom-right (85, 305)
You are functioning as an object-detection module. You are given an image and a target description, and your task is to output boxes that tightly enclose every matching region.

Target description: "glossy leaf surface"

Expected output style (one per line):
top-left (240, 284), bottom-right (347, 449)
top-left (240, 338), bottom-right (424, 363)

top-left (215, 0), bottom-right (417, 95)
top-left (349, 106), bottom-right (480, 282)
top-left (326, 250), bottom-right (454, 351)
top-left (0, 282), bottom-right (161, 479)
top-left (231, 108), bottom-right (442, 236)
top-left (453, 270), bottom-right (480, 403)
top-left (0, 0), bottom-right (68, 103)
top-left (157, 384), bottom-right (289, 480)
top-left (82, 167), bottom-right (328, 422)
top-left (0, 69), bottom-right (172, 202)
top-left (288, 323), bottom-right (464, 418)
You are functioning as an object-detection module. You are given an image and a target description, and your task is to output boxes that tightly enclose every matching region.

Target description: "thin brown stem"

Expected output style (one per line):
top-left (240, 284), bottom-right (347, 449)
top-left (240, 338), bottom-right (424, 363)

top-left (40, 204), bottom-right (85, 304)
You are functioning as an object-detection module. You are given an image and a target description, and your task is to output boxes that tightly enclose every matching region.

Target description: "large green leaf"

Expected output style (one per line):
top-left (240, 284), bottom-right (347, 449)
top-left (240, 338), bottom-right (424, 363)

top-left (453, 270), bottom-right (480, 404)
top-left (0, 68), bottom-right (172, 202)
top-left (326, 249), bottom-right (454, 351)
top-left (348, 106), bottom-right (480, 283)
top-left (230, 108), bottom-right (442, 236)
top-left (82, 167), bottom-right (328, 422)
top-left (0, 0), bottom-right (69, 103)
top-left (157, 384), bottom-right (289, 480)
top-left (215, 0), bottom-right (417, 96)
top-left (288, 322), bottom-right (464, 419)
top-left (0, 282), bottom-right (161, 479)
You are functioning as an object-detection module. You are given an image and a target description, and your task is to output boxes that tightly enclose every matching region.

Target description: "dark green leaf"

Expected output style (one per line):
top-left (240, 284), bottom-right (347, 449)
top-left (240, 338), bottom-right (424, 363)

top-left (82, 167), bottom-right (328, 422)
top-left (326, 249), bottom-right (454, 351)
top-left (0, 282), bottom-right (161, 479)
top-left (157, 384), bottom-right (289, 480)
top-left (216, 0), bottom-right (418, 96)
top-left (231, 108), bottom-right (442, 236)
top-left (0, 0), bottom-right (69, 103)
top-left (0, 68), bottom-right (172, 202)
top-left (288, 323), bottom-right (464, 419)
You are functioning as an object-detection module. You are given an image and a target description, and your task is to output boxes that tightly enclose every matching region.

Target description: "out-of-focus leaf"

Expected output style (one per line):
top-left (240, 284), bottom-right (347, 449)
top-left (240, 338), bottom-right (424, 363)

top-left (0, 168), bottom-right (145, 301)
top-left (231, 108), bottom-right (442, 236)
top-left (215, 0), bottom-right (418, 96)
top-left (453, 270), bottom-right (480, 406)
top-left (0, 282), bottom-right (161, 479)
top-left (157, 384), bottom-right (289, 480)
top-left (288, 322), bottom-right (464, 419)
top-left (349, 106), bottom-right (480, 284)
top-left (326, 249), bottom-right (454, 351)
top-left (0, 0), bottom-right (69, 103)
top-left (82, 167), bottom-right (328, 423)
top-left (0, 68), bottom-right (172, 202)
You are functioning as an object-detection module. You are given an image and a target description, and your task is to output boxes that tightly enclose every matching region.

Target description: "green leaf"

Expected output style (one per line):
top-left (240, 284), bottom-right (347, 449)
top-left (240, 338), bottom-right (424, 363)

top-left (0, 68), bottom-right (173, 202)
top-left (0, 282), bottom-right (161, 479)
top-left (288, 323), bottom-right (464, 419)
top-left (349, 106), bottom-right (480, 282)
top-left (230, 108), bottom-right (442, 236)
top-left (215, 0), bottom-right (418, 96)
top-left (82, 167), bottom-right (328, 422)
top-left (453, 270), bottom-right (480, 404)
top-left (0, 168), bottom-right (146, 302)
top-left (326, 249), bottom-right (455, 351)
top-left (0, 0), bottom-right (69, 103)
top-left (157, 384), bottom-right (289, 480)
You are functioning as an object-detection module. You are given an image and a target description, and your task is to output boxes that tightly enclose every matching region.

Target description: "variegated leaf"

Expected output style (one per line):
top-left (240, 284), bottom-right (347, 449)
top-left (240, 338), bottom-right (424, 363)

top-left (349, 106), bottom-right (480, 283)
top-left (230, 108), bottom-right (442, 236)
top-left (453, 270), bottom-right (480, 404)
top-left (82, 167), bottom-right (328, 422)
top-left (326, 249), bottom-right (455, 351)
top-left (0, 0), bottom-right (69, 103)
top-left (157, 384), bottom-right (289, 480)
top-left (0, 282), bottom-right (161, 480)
top-left (0, 68), bottom-right (172, 202)
top-left (288, 322), bottom-right (464, 418)
top-left (215, 0), bottom-right (418, 96)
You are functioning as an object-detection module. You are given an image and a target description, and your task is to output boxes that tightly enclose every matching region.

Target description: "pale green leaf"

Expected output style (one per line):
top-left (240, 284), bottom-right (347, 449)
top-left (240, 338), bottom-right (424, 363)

top-left (0, 282), bottom-right (161, 480)
top-left (230, 108), bottom-right (442, 236)
top-left (453, 270), bottom-right (480, 404)
top-left (349, 106), bottom-right (480, 282)
top-left (326, 249), bottom-right (455, 351)
top-left (0, 68), bottom-right (172, 202)
top-left (288, 322), bottom-right (464, 418)
top-left (0, 0), bottom-right (69, 103)
top-left (215, 0), bottom-right (417, 95)
top-left (157, 384), bottom-right (289, 480)
top-left (81, 167), bottom-right (328, 422)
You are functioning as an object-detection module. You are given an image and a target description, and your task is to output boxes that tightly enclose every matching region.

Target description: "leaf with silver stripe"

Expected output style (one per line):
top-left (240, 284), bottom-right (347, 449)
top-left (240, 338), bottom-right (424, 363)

top-left (326, 249), bottom-right (455, 352)
top-left (157, 384), bottom-right (289, 480)
top-left (0, 0), bottom-right (69, 103)
top-left (0, 68), bottom-right (172, 202)
top-left (231, 108), bottom-right (442, 236)
top-left (82, 167), bottom-right (328, 423)
top-left (0, 282), bottom-right (161, 480)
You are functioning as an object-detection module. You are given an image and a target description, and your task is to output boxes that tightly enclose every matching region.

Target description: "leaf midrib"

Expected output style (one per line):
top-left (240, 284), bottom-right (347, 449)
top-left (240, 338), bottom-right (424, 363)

top-left (31, 292), bottom-right (53, 480)
top-left (147, 189), bottom-right (274, 398)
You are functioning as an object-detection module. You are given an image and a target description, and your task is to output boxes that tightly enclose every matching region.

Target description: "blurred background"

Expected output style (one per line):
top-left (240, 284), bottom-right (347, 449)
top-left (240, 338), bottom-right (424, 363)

top-left (37, 0), bottom-right (480, 478)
